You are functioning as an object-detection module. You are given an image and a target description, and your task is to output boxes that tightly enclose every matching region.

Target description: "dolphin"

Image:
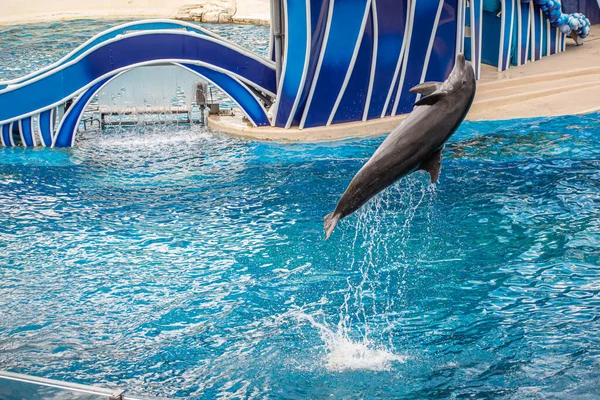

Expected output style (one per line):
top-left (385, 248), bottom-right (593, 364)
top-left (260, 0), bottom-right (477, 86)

top-left (324, 53), bottom-right (476, 240)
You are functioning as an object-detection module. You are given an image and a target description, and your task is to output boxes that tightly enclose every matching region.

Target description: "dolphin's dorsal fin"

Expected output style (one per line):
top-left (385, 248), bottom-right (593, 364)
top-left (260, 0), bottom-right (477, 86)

top-left (413, 92), bottom-right (447, 107)
top-left (420, 148), bottom-right (443, 183)
top-left (409, 82), bottom-right (441, 96)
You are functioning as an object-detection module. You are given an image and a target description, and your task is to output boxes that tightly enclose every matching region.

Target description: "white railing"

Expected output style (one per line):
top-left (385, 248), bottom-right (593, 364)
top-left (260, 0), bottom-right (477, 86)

top-left (0, 370), bottom-right (154, 400)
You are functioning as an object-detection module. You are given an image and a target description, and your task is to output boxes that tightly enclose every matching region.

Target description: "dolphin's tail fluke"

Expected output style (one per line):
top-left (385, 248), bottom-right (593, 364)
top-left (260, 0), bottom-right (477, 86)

top-left (324, 212), bottom-right (341, 240)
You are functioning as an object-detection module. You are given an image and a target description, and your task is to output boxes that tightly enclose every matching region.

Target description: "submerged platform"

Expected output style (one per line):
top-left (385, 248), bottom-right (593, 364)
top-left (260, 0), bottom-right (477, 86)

top-left (211, 26), bottom-right (600, 143)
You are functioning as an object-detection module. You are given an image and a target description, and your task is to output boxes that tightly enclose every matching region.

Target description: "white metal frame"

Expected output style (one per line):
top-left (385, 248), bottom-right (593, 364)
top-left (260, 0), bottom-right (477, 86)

top-left (0, 29), bottom-right (277, 126)
top-left (0, 19), bottom-right (274, 87)
top-left (0, 370), bottom-right (147, 400)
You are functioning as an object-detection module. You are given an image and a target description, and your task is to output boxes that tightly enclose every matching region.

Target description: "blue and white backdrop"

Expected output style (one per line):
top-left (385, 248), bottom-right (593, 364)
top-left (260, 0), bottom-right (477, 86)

top-left (0, 0), bottom-right (594, 147)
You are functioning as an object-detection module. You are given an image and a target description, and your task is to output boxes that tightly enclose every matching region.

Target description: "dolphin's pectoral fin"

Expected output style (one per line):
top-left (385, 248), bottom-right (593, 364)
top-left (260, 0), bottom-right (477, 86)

top-left (413, 92), bottom-right (447, 107)
top-left (409, 82), bottom-right (441, 96)
top-left (420, 148), bottom-right (443, 183)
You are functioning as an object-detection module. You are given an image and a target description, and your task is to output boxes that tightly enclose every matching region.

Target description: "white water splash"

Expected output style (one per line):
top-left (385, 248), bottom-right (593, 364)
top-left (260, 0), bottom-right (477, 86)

top-left (295, 176), bottom-right (435, 372)
top-left (296, 311), bottom-right (407, 372)
top-left (80, 126), bottom-right (218, 148)
top-left (327, 336), bottom-right (407, 372)
top-left (339, 176), bottom-right (436, 346)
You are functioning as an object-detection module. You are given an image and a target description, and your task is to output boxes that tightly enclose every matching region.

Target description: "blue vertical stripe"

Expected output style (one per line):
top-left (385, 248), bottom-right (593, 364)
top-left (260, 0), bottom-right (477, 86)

top-left (39, 109), bottom-right (54, 147)
top-left (426, 0), bottom-right (459, 83)
top-left (367, 0), bottom-right (409, 119)
top-left (301, 0), bottom-right (370, 128)
top-left (19, 117), bottom-right (35, 147)
top-left (274, 0), bottom-right (309, 128)
top-left (395, 0), bottom-right (443, 115)
top-left (499, 0), bottom-right (515, 71)
top-left (1, 124), bottom-right (12, 147)
top-left (519, 2), bottom-right (530, 65)
top-left (332, 9), bottom-right (374, 124)
top-left (288, 0), bottom-right (331, 126)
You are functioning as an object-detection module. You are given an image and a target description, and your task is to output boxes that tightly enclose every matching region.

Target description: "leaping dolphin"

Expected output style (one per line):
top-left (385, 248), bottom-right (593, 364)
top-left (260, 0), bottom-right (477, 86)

top-left (324, 53), bottom-right (476, 240)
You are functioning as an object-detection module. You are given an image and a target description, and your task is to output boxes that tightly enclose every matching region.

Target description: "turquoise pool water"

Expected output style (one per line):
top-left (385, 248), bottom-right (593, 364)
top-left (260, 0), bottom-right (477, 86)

top-left (2, 20), bottom-right (600, 399)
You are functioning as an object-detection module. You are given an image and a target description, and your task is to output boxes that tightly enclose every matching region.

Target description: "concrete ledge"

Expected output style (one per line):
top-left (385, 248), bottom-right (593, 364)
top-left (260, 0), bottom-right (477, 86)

top-left (208, 114), bottom-right (408, 142)
top-left (231, 16), bottom-right (270, 26)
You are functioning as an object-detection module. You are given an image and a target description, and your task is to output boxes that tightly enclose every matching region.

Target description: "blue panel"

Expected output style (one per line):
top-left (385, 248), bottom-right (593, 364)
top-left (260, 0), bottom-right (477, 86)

top-left (0, 33), bottom-right (276, 125)
top-left (274, 0), bottom-right (309, 127)
top-left (481, 11), bottom-right (501, 67)
top-left (367, 0), bottom-right (408, 119)
top-left (19, 117), bottom-right (35, 147)
top-left (563, 0), bottom-right (600, 24)
top-left (288, 0), bottom-right (331, 126)
top-left (332, 9), bottom-right (374, 124)
top-left (182, 64), bottom-right (270, 126)
top-left (519, 2), bottom-right (530, 64)
top-left (426, 0), bottom-right (459, 83)
top-left (54, 79), bottom-right (109, 148)
top-left (1, 124), bottom-right (11, 147)
top-left (39, 109), bottom-right (53, 147)
top-left (301, 0), bottom-right (370, 128)
top-left (395, 0), bottom-right (444, 115)
top-left (532, 7), bottom-right (543, 61)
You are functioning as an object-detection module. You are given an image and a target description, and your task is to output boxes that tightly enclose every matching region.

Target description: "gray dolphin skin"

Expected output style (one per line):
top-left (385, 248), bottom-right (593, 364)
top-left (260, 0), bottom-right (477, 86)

top-left (324, 53), bottom-right (476, 240)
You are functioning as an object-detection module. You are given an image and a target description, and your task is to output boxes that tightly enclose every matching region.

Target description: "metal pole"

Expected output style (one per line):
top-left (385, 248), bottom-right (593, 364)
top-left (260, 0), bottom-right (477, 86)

top-left (0, 370), bottom-right (150, 400)
top-left (270, 0), bottom-right (284, 87)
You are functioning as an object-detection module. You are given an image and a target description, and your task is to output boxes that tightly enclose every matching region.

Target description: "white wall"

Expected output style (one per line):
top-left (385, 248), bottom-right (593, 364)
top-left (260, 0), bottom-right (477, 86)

top-left (234, 0), bottom-right (271, 23)
top-left (0, 0), bottom-right (270, 25)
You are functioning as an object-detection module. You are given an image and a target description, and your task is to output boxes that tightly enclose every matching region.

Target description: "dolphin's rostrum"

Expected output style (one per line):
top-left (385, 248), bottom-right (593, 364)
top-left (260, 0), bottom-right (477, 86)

top-left (324, 53), bottom-right (476, 240)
